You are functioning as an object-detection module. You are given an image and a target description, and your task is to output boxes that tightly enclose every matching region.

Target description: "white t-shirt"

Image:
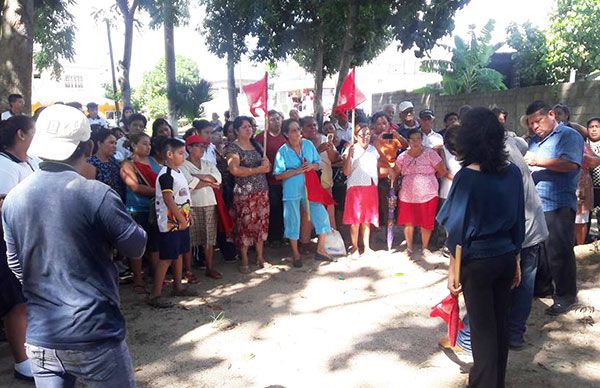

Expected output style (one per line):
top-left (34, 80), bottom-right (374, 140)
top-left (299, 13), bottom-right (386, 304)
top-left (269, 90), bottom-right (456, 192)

top-left (438, 146), bottom-right (461, 199)
top-left (1, 111), bottom-right (13, 121)
top-left (201, 143), bottom-right (217, 165)
top-left (155, 166), bottom-right (192, 233)
top-left (335, 123), bottom-right (353, 143)
top-left (114, 137), bottom-right (132, 162)
top-left (343, 144), bottom-right (379, 188)
top-left (0, 152), bottom-right (40, 194)
top-left (180, 159), bottom-right (222, 207)
top-left (422, 130), bottom-right (444, 149)
top-left (88, 116), bottom-right (109, 128)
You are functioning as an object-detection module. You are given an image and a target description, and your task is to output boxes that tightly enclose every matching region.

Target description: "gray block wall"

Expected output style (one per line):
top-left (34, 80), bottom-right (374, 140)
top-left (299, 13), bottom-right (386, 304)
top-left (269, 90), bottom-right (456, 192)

top-left (372, 80), bottom-right (600, 135)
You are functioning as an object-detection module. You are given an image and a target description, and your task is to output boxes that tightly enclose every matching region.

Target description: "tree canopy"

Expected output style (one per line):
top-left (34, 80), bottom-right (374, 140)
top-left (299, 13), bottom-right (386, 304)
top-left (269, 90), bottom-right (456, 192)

top-left (421, 20), bottom-right (507, 95)
top-left (133, 55), bottom-right (212, 122)
top-left (506, 22), bottom-right (551, 87)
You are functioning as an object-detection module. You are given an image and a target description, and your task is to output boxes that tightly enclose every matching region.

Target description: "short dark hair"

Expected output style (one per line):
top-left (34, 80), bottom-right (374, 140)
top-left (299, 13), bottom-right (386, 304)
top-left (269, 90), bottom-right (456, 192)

top-left (127, 113), bottom-right (147, 128)
top-left (0, 115), bottom-right (34, 150)
top-left (268, 110), bottom-right (283, 119)
top-left (151, 118), bottom-right (174, 138)
top-left (492, 107), bottom-right (507, 117)
top-left (161, 138), bottom-right (185, 157)
top-left (192, 119), bottom-right (213, 132)
top-left (130, 132), bottom-right (151, 145)
top-left (65, 101), bottom-right (83, 110)
top-left (458, 105), bottom-right (473, 121)
top-left (8, 94), bottom-right (23, 104)
top-left (525, 100), bottom-right (551, 116)
top-left (371, 111), bottom-right (389, 125)
top-left (222, 120), bottom-right (234, 136)
top-left (553, 103), bottom-right (570, 119)
top-left (443, 112), bottom-right (459, 123)
top-left (447, 107), bottom-right (507, 173)
top-left (91, 127), bottom-right (115, 154)
top-left (407, 127), bottom-right (423, 139)
top-left (587, 117), bottom-right (600, 127)
top-left (281, 118), bottom-right (300, 137)
top-left (299, 116), bottom-right (315, 128)
top-left (183, 127), bottom-right (198, 140)
top-left (86, 102), bottom-right (98, 109)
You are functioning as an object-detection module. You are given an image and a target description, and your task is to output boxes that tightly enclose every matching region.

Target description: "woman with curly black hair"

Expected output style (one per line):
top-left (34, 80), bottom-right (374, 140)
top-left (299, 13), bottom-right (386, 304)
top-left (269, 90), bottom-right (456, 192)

top-left (437, 107), bottom-right (525, 388)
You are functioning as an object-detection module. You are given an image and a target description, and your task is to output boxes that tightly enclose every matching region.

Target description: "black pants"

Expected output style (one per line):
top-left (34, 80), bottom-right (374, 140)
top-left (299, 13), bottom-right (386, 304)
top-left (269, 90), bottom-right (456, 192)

top-left (461, 252), bottom-right (515, 388)
top-left (535, 207), bottom-right (577, 302)
top-left (267, 184), bottom-right (284, 242)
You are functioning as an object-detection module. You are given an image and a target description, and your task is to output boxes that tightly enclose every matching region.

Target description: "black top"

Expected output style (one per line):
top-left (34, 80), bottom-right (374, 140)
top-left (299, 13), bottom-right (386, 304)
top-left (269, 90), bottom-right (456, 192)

top-left (436, 163), bottom-right (525, 259)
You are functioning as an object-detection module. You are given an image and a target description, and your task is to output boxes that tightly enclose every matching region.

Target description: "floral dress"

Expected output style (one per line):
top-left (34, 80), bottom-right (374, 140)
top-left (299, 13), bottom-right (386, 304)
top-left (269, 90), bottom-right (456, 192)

top-left (88, 155), bottom-right (126, 201)
top-left (223, 142), bottom-right (270, 247)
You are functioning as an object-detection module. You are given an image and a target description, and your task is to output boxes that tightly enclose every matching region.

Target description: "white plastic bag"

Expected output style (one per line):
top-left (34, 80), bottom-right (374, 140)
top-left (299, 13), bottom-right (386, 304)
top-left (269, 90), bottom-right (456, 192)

top-left (325, 229), bottom-right (346, 256)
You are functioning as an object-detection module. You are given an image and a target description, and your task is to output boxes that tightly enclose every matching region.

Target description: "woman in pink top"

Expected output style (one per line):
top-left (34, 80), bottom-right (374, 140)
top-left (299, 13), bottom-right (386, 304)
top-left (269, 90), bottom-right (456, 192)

top-left (392, 128), bottom-right (448, 256)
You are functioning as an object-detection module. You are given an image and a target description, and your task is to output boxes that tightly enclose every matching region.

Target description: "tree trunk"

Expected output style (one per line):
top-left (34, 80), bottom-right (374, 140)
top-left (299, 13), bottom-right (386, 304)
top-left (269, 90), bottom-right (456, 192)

top-left (163, 3), bottom-right (178, 132)
top-left (226, 51), bottom-right (239, 118)
top-left (332, 0), bottom-right (358, 111)
top-left (0, 0), bottom-right (34, 114)
top-left (313, 23), bottom-right (325, 127)
top-left (117, 0), bottom-right (138, 108)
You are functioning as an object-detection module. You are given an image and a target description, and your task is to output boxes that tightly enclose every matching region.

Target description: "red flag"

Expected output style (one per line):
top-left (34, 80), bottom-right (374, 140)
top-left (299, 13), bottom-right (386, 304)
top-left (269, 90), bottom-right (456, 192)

top-left (242, 72), bottom-right (268, 117)
top-left (213, 188), bottom-right (234, 236)
top-left (430, 294), bottom-right (464, 347)
top-left (304, 169), bottom-right (336, 207)
top-left (335, 68), bottom-right (366, 114)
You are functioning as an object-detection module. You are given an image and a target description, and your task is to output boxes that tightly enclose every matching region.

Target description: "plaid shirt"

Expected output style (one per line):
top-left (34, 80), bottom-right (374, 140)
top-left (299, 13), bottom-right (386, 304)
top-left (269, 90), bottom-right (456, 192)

top-left (528, 124), bottom-right (584, 212)
top-left (589, 140), bottom-right (600, 187)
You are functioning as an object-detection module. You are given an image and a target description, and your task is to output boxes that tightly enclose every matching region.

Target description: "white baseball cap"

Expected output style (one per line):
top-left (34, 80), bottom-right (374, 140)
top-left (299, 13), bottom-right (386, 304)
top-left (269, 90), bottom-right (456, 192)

top-left (398, 101), bottom-right (414, 112)
top-left (30, 104), bottom-right (91, 161)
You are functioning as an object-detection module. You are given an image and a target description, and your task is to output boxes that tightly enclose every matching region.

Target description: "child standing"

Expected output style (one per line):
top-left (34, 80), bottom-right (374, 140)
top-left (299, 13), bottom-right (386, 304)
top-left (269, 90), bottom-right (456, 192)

top-left (149, 138), bottom-right (198, 308)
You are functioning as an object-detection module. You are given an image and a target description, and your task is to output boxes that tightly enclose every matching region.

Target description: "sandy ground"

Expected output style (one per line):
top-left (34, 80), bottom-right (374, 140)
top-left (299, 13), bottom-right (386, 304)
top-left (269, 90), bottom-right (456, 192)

top-left (2, 237), bottom-right (600, 387)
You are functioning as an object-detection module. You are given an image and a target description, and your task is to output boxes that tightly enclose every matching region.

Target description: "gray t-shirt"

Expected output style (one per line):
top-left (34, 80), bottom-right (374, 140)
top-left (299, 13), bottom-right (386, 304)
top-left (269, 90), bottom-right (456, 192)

top-left (3, 162), bottom-right (147, 350)
top-left (506, 136), bottom-right (549, 248)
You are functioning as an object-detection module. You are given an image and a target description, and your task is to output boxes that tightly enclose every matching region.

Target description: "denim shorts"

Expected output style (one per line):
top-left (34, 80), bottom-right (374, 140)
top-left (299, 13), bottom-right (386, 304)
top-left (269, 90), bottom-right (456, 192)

top-left (26, 340), bottom-right (135, 388)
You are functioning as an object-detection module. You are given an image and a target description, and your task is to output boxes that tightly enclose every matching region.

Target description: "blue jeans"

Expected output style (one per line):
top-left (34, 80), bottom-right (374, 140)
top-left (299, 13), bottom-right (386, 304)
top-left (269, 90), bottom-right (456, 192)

top-left (508, 243), bottom-right (541, 343)
top-left (457, 244), bottom-right (541, 350)
top-left (26, 340), bottom-right (135, 388)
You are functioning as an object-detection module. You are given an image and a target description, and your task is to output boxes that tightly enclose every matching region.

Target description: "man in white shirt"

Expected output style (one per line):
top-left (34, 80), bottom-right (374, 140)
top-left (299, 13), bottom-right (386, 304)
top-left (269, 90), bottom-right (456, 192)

top-left (86, 102), bottom-right (108, 128)
top-left (419, 109), bottom-right (443, 150)
top-left (334, 111), bottom-right (353, 143)
top-left (1, 94), bottom-right (25, 121)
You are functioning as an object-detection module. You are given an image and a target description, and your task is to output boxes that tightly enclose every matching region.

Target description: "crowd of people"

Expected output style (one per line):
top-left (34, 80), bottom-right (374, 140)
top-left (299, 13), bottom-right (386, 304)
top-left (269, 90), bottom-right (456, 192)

top-left (0, 92), bottom-right (598, 387)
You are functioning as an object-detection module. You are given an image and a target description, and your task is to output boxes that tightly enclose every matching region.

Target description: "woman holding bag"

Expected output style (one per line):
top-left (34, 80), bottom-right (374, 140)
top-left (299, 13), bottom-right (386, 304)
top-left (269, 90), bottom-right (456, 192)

top-left (120, 132), bottom-right (162, 293)
top-left (437, 107), bottom-right (524, 388)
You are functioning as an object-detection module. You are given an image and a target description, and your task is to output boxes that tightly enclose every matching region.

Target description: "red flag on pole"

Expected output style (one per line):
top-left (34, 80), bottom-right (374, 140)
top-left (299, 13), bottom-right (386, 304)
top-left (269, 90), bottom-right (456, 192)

top-left (242, 72), bottom-right (268, 117)
top-left (335, 68), bottom-right (366, 114)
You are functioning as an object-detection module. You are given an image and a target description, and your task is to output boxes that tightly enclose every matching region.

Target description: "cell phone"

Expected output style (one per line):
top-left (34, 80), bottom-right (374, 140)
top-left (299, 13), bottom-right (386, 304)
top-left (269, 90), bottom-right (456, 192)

top-left (327, 133), bottom-right (334, 143)
top-left (382, 133), bottom-right (393, 140)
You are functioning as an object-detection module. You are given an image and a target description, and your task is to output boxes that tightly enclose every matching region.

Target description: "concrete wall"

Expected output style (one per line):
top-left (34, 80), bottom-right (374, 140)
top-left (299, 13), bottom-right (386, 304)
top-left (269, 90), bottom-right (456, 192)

top-left (372, 80), bottom-right (600, 134)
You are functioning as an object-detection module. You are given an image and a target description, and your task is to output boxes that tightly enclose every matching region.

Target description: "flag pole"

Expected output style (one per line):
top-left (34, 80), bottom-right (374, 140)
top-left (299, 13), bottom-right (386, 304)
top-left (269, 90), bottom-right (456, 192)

top-left (263, 71), bottom-right (269, 157)
top-left (351, 67), bottom-right (356, 144)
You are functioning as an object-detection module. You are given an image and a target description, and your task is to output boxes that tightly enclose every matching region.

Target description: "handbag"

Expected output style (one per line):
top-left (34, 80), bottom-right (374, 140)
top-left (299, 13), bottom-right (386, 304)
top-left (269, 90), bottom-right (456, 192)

top-left (131, 161), bottom-right (157, 226)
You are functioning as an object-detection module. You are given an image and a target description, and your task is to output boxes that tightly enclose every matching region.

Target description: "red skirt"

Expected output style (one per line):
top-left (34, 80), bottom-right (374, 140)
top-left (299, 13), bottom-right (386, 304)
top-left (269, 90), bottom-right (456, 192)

top-left (397, 197), bottom-right (438, 230)
top-left (343, 184), bottom-right (379, 227)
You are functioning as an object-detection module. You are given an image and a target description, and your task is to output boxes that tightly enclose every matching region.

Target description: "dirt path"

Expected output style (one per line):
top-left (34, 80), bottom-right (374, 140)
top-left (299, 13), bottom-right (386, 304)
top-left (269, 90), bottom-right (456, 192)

top-left (2, 243), bottom-right (600, 387)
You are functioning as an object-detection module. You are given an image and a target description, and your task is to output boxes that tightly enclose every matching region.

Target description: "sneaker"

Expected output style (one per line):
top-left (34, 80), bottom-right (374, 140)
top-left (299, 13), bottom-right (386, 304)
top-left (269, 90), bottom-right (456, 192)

top-left (509, 338), bottom-right (526, 350)
top-left (545, 300), bottom-right (575, 316)
top-left (118, 270), bottom-right (133, 284)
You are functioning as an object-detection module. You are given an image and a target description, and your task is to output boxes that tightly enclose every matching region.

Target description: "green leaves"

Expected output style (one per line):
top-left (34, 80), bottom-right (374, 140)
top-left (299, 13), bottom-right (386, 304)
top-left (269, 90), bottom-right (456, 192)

top-left (420, 19), bottom-right (507, 95)
top-left (134, 56), bottom-right (212, 122)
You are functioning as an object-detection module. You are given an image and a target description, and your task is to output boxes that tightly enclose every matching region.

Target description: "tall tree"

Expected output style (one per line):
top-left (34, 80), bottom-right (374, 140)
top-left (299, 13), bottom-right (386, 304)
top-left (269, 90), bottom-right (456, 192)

top-left (0, 0), bottom-right (75, 113)
top-left (506, 22), bottom-right (551, 87)
top-left (0, 0), bottom-right (34, 113)
top-left (134, 56), bottom-right (212, 122)
top-left (201, 0), bottom-right (256, 118)
top-left (421, 20), bottom-right (506, 95)
top-left (547, 0), bottom-right (600, 82)
top-left (143, 0), bottom-right (190, 130)
top-left (115, 0), bottom-right (143, 107)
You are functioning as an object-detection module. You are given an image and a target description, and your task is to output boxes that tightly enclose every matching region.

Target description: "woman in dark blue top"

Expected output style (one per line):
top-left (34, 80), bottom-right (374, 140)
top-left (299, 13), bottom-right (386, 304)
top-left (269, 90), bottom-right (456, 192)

top-left (436, 107), bottom-right (525, 388)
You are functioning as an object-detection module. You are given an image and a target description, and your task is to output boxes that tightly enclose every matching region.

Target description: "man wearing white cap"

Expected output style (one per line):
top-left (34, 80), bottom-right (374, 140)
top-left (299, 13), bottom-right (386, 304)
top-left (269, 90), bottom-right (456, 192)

top-left (2, 104), bottom-right (147, 387)
top-left (397, 101), bottom-right (420, 140)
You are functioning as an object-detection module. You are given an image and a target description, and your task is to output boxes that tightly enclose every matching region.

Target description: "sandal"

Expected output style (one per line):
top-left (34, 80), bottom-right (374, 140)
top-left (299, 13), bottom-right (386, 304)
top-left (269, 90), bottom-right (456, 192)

top-left (258, 261), bottom-right (273, 269)
top-left (239, 265), bottom-right (251, 274)
top-left (205, 269), bottom-right (223, 279)
top-left (293, 259), bottom-right (303, 268)
top-left (315, 251), bottom-right (334, 262)
top-left (147, 296), bottom-right (173, 308)
top-left (133, 283), bottom-right (148, 295)
top-left (184, 271), bottom-right (199, 284)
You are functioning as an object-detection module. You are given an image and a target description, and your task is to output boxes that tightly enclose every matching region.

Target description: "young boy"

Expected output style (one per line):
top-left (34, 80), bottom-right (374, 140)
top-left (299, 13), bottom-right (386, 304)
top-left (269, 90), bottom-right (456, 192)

top-left (149, 138), bottom-right (197, 308)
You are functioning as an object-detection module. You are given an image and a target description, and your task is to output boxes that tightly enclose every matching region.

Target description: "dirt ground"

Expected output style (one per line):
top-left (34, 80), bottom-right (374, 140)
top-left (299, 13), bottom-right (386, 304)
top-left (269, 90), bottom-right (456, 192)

top-left (2, 238), bottom-right (600, 387)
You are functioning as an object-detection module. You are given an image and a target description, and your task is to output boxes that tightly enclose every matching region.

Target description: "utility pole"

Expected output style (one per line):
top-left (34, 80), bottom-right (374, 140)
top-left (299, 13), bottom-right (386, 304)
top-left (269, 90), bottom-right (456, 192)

top-left (106, 19), bottom-right (120, 114)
